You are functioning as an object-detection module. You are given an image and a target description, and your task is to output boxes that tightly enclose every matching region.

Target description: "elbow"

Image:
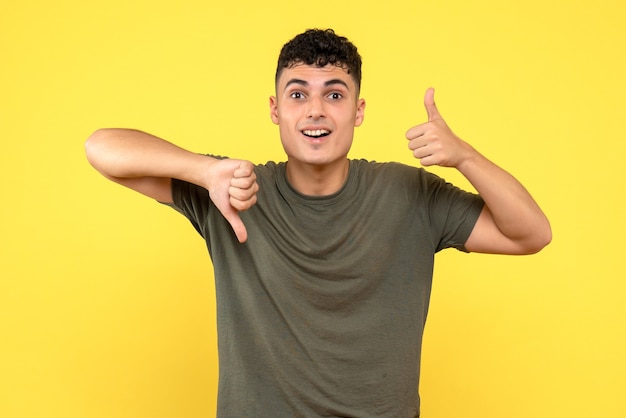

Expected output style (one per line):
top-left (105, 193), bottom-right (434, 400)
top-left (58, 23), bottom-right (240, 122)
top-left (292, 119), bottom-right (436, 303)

top-left (523, 220), bottom-right (553, 255)
top-left (84, 128), bottom-right (109, 167)
top-left (536, 217), bottom-right (553, 252)
top-left (85, 128), bottom-right (125, 177)
top-left (539, 226), bottom-right (553, 252)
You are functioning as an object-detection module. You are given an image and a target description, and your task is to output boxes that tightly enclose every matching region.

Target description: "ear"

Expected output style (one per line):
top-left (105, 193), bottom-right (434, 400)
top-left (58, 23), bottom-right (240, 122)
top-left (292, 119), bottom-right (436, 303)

top-left (269, 96), bottom-right (279, 125)
top-left (354, 98), bottom-right (366, 127)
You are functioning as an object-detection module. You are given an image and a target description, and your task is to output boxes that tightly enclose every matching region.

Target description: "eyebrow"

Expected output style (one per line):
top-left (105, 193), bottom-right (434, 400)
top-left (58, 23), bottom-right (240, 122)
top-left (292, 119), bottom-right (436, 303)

top-left (285, 78), bottom-right (350, 89)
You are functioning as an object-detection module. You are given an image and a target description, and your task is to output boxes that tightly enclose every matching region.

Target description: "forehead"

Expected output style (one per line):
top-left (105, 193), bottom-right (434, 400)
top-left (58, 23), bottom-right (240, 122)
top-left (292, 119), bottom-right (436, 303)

top-left (276, 64), bottom-right (355, 90)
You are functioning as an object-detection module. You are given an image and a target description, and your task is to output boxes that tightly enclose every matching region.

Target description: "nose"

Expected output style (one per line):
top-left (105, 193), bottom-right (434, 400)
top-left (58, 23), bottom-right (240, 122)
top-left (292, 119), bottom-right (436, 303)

top-left (307, 95), bottom-right (325, 119)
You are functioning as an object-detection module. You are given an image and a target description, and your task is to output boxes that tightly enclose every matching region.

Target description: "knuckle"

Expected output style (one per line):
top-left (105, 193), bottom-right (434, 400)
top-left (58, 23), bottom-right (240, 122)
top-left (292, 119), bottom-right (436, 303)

top-left (229, 186), bottom-right (243, 199)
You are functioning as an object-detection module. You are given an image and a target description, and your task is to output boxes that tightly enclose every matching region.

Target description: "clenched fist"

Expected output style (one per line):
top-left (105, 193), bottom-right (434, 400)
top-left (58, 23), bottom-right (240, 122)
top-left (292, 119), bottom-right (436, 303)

top-left (205, 158), bottom-right (258, 243)
top-left (406, 88), bottom-right (475, 168)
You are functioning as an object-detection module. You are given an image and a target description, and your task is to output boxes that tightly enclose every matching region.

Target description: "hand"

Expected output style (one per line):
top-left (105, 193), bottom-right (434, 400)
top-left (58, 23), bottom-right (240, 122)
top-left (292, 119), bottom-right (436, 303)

top-left (205, 159), bottom-right (258, 243)
top-left (406, 88), bottom-right (474, 168)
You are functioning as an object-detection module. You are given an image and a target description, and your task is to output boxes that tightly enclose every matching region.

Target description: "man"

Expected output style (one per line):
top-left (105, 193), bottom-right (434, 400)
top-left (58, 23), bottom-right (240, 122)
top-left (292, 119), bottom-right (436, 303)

top-left (85, 29), bottom-right (550, 418)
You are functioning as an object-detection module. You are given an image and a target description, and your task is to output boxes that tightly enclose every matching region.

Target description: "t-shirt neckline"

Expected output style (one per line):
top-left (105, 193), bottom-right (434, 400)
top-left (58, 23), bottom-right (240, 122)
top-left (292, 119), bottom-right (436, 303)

top-left (276, 160), bottom-right (359, 207)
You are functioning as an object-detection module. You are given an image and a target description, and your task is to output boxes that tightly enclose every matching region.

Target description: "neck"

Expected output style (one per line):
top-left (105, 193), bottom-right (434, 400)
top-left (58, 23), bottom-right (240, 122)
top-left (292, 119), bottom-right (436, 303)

top-left (285, 159), bottom-right (350, 196)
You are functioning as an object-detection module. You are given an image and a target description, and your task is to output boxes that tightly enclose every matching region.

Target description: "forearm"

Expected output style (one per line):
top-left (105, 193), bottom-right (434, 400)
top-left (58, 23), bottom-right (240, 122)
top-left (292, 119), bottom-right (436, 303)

top-left (85, 128), bottom-right (213, 185)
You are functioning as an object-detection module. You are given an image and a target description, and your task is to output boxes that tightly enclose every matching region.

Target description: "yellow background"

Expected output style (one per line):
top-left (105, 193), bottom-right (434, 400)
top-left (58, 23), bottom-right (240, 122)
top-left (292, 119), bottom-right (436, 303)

top-left (2, 0), bottom-right (625, 417)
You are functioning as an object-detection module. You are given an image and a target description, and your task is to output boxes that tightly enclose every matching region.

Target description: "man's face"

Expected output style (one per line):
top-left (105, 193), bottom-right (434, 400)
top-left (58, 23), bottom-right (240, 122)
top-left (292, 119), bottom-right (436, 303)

top-left (270, 64), bottom-right (365, 169)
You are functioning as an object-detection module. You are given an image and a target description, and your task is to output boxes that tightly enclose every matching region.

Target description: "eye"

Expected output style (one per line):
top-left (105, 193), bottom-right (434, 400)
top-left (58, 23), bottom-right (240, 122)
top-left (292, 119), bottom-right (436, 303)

top-left (290, 91), bottom-right (304, 99)
top-left (328, 92), bottom-right (343, 100)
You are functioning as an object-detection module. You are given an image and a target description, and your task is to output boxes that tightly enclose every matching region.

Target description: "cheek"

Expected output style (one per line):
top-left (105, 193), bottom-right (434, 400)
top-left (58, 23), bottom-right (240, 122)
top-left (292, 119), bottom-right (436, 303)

top-left (338, 114), bottom-right (359, 130)
top-left (279, 133), bottom-right (297, 157)
top-left (278, 124), bottom-right (298, 150)
top-left (275, 108), bottom-right (298, 127)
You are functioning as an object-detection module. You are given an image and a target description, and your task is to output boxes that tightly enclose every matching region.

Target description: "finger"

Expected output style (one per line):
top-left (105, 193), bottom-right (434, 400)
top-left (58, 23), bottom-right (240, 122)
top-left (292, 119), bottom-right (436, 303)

top-left (223, 211), bottom-right (248, 243)
top-left (229, 183), bottom-right (258, 202)
top-left (417, 155), bottom-right (437, 167)
top-left (411, 139), bottom-right (432, 158)
top-left (231, 175), bottom-right (257, 190)
top-left (407, 136), bottom-right (428, 152)
top-left (424, 87), bottom-right (441, 121)
top-left (405, 122), bottom-right (428, 140)
top-left (233, 160), bottom-right (255, 178)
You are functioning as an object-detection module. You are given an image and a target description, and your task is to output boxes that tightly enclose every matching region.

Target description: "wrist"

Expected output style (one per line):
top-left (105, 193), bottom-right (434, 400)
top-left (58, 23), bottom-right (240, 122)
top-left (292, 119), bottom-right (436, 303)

top-left (185, 154), bottom-right (219, 189)
top-left (454, 143), bottom-right (481, 173)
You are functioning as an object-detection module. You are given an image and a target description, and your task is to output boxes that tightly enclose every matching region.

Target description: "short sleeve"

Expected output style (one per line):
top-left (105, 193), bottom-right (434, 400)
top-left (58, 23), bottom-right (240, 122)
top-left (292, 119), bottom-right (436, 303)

top-left (419, 171), bottom-right (484, 252)
top-left (167, 178), bottom-right (213, 238)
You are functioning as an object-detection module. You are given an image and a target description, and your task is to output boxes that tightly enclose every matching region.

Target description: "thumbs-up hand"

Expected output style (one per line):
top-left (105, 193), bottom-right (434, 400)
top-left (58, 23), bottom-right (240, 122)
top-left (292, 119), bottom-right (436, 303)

top-left (406, 88), bottom-right (474, 168)
top-left (205, 158), bottom-right (258, 243)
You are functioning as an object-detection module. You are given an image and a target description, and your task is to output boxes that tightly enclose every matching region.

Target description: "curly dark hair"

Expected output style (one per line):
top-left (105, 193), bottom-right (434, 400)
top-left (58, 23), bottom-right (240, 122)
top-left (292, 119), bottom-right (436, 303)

top-left (275, 28), bottom-right (362, 92)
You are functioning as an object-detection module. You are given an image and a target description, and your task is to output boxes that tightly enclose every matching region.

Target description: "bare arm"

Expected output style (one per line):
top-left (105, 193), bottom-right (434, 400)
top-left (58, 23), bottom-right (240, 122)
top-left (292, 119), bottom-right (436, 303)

top-left (84, 128), bottom-right (258, 242)
top-left (406, 89), bottom-right (552, 255)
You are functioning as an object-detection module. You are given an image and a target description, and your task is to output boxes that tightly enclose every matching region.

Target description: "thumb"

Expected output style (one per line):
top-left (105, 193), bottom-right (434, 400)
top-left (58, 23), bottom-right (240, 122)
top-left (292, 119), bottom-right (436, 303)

top-left (424, 87), bottom-right (441, 121)
top-left (224, 210), bottom-right (248, 243)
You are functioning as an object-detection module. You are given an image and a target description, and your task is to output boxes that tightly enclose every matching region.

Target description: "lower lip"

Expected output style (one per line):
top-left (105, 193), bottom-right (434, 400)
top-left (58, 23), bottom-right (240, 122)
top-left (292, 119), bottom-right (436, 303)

top-left (303, 134), bottom-right (329, 143)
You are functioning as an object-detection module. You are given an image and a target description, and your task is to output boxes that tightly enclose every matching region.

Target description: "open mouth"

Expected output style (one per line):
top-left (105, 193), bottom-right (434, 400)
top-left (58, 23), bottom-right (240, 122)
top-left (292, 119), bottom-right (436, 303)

top-left (302, 129), bottom-right (331, 139)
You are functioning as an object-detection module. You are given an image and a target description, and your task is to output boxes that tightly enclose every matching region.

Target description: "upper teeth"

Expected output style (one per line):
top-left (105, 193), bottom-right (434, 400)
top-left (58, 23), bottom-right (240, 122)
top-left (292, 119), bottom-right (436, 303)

top-left (303, 129), bottom-right (329, 137)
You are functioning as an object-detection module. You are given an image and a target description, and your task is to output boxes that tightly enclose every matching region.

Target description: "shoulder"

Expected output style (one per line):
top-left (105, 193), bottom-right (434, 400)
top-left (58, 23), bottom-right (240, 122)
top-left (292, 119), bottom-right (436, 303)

top-left (252, 161), bottom-right (286, 192)
top-left (253, 160), bottom-right (283, 178)
top-left (351, 159), bottom-right (437, 188)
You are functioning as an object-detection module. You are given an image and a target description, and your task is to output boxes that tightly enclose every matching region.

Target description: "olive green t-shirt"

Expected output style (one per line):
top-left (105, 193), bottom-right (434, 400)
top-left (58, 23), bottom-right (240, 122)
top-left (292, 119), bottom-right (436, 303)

top-left (171, 159), bottom-right (484, 418)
